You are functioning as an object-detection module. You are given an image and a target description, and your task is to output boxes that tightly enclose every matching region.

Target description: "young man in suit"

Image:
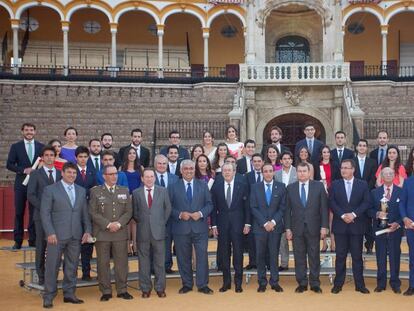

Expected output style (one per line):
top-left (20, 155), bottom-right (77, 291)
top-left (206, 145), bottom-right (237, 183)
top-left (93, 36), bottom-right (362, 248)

top-left (89, 165), bottom-right (133, 302)
top-left (160, 130), bottom-right (190, 162)
top-left (7, 123), bottom-right (44, 249)
top-left (236, 139), bottom-right (256, 175)
top-left (169, 160), bottom-right (213, 295)
top-left (101, 133), bottom-right (121, 168)
top-left (87, 138), bottom-right (102, 172)
top-left (354, 139), bottom-right (378, 254)
top-left (285, 162), bottom-right (329, 293)
top-left (330, 159), bottom-right (371, 294)
top-left (250, 163), bottom-right (287, 293)
top-left (40, 162), bottom-right (92, 308)
top-left (132, 168), bottom-right (172, 298)
top-left (154, 154), bottom-right (179, 274)
top-left (166, 145), bottom-right (181, 178)
top-left (96, 151), bottom-right (129, 187)
top-left (330, 131), bottom-right (354, 167)
top-left (369, 167), bottom-right (403, 294)
top-left (294, 123), bottom-right (323, 166)
top-left (28, 146), bottom-right (62, 285)
top-left (261, 125), bottom-right (290, 158)
top-left (211, 163), bottom-right (250, 293)
top-left (370, 130), bottom-right (389, 166)
top-left (118, 129), bottom-right (150, 167)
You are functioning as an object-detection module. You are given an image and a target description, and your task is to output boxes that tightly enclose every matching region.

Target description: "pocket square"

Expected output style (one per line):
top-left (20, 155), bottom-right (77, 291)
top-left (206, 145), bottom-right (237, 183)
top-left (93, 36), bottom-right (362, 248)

top-left (396, 198), bottom-right (400, 203)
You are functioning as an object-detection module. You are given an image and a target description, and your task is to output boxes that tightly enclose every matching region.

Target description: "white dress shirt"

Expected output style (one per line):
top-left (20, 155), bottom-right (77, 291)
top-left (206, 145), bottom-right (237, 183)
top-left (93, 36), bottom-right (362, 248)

top-left (156, 171), bottom-right (169, 187)
top-left (245, 156), bottom-right (252, 173)
top-left (43, 166), bottom-right (56, 182)
top-left (282, 167), bottom-right (292, 186)
top-left (298, 180), bottom-right (310, 201)
top-left (169, 162), bottom-right (178, 174)
top-left (131, 143), bottom-right (141, 158)
top-left (224, 178), bottom-right (234, 201)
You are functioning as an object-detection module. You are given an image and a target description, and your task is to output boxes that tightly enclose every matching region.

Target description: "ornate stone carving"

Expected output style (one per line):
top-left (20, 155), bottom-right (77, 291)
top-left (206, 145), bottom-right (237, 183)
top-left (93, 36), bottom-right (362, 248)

top-left (285, 87), bottom-right (303, 106)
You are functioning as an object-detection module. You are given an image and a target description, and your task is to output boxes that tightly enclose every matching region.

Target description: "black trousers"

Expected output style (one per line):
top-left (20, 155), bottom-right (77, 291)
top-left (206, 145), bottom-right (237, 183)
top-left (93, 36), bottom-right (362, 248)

top-left (34, 218), bottom-right (47, 281)
top-left (218, 227), bottom-right (244, 287)
top-left (14, 188), bottom-right (36, 243)
top-left (255, 231), bottom-right (281, 287)
top-left (80, 243), bottom-right (93, 277)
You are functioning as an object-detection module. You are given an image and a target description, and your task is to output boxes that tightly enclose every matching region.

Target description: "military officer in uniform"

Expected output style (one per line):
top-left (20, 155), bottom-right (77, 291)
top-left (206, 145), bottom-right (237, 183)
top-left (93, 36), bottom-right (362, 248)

top-left (89, 164), bottom-right (133, 302)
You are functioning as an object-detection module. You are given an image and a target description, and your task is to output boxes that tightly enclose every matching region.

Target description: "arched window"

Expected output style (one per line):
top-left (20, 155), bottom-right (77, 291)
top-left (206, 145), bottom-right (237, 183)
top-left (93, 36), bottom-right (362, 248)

top-left (275, 36), bottom-right (310, 63)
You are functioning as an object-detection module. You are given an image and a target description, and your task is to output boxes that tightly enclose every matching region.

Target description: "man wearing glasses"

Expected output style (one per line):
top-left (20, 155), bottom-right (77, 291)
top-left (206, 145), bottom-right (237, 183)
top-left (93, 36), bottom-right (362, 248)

top-left (160, 130), bottom-right (190, 161)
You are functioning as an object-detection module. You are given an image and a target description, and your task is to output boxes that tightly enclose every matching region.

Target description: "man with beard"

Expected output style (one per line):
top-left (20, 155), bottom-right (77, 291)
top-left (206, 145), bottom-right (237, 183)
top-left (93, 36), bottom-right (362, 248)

top-left (119, 129), bottom-right (150, 168)
top-left (101, 133), bottom-right (121, 168)
top-left (261, 126), bottom-right (290, 157)
top-left (88, 138), bottom-right (102, 172)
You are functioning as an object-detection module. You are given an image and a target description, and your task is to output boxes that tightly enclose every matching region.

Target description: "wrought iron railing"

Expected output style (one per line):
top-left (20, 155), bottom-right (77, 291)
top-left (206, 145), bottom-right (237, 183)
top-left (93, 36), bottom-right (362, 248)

top-left (350, 65), bottom-right (414, 81)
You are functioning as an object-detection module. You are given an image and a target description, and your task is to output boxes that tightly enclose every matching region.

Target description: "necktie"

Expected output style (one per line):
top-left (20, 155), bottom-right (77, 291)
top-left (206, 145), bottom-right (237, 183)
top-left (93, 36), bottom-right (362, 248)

top-left (265, 184), bottom-right (272, 206)
top-left (48, 170), bottom-right (54, 184)
top-left (379, 149), bottom-right (385, 165)
top-left (94, 157), bottom-right (100, 170)
top-left (147, 188), bottom-right (152, 208)
top-left (250, 161), bottom-right (254, 172)
top-left (186, 182), bottom-right (192, 203)
top-left (386, 187), bottom-right (391, 200)
top-left (307, 139), bottom-right (313, 155)
top-left (226, 183), bottom-right (232, 208)
top-left (171, 163), bottom-right (176, 174)
top-left (27, 142), bottom-right (33, 163)
top-left (301, 183), bottom-right (307, 207)
top-left (256, 172), bottom-right (261, 183)
top-left (160, 174), bottom-right (166, 187)
top-left (338, 149), bottom-right (343, 162)
top-left (81, 169), bottom-right (86, 182)
top-left (67, 185), bottom-right (75, 207)
top-left (346, 181), bottom-right (352, 202)
top-left (360, 158), bottom-right (365, 178)
top-left (109, 186), bottom-right (114, 194)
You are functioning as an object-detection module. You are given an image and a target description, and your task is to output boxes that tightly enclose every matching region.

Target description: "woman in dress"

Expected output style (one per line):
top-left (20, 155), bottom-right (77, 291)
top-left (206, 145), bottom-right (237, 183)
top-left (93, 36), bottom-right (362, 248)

top-left (60, 127), bottom-right (78, 163)
top-left (121, 146), bottom-right (143, 256)
top-left (191, 144), bottom-right (205, 162)
top-left (264, 145), bottom-right (282, 172)
top-left (405, 147), bottom-right (414, 177)
top-left (225, 125), bottom-right (244, 159)
top-left (195, 154), bottom-right (215, 187)
top-left (48, 139), bottom-right (67, 171)
top-left (376, 145), bottom-right (407, 187)
top-left (211, 142), bottom-right (230, 175)
top-left (296, 146), bottom-right (314, 179)
top-left (202, 131), bottom-right (217, 162)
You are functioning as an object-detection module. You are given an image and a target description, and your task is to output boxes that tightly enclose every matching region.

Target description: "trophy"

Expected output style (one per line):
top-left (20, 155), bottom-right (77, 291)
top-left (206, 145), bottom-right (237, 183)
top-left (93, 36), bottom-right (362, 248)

top-left (378, 195), bottom-right (389, 229)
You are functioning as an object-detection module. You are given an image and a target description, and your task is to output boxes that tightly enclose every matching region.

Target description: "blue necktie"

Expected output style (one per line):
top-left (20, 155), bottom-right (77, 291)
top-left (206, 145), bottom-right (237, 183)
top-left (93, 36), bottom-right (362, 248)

top-left (186, 182), bottom-right (192, 203)
top-left (301, 183), bottom-right (307, 207)
top-left (379, 149), bottom-right (385, 165)
top-left (265, 184), bottom-right (272, 206)
top-left (160, 174), bottom-right (166, 187)
top-left (256, 172), bottom-right (261, 183)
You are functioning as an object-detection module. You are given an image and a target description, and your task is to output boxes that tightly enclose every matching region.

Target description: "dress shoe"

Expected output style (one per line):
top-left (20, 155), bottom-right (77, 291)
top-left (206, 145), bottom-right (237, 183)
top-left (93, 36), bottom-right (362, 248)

top-left (310, 286), bottom-right (322, 293)
top-left (43, 301), bottom-right (53, 309)
top-left (295, 285), bottom-right (307, 293)
top-left (156, 291), bottom-right (166, 298)
top-left (235, 287), bottom-right (243, 293)
top-left (12, 242), bottom-right (22, 250)
top-left (81, 275), bottom-right (92, 282)
top-left (141, 292), bottom-right (151, 299)
top-left (38, 278), bottom-right (45, 286)
top-left (374, 287), bottom-right (385, 293)
top-left (392, 287), bottom-right (401, 294)
top-left (179, 286), bottom-right (192, 294)
top-left (403, 288), bottom-right (414, 296)
top-left (257, 285), bottom-right (266, 293)
top-left (331, 286), bottom-right (342, 294)
top-left (198, 287), bottom-right (213, 294)
top-left (63, 297), bottom-right (84, 304)
top-left (28, 241), bottom-right (36, 247)
top-left (219, 285), bottom-right (231, 292)
top-left (117, 292), bottom-right (133, 300)
top-left (165, 268), bottom-right (175, 274)
top-left (100, 294), bottom-right (112, 301)
top-left (271, 284), bottom-right (283, 292)
top-left (245, 264), bottom-right (257, 270)
top-left (278, 266), bottom-right (288, 271)
top-left (356, 287), bottom-right (370, 294)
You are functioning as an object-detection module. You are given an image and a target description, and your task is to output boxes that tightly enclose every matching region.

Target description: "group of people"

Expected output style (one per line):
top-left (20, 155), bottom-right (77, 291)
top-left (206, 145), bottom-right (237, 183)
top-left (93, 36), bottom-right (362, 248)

top-left (6, 122), bottom-right (414, 309)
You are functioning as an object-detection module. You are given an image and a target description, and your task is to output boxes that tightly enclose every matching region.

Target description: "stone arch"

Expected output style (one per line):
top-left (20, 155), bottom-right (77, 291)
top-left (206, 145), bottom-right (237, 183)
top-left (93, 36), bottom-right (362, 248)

top-left (15, 0), bottom-right (64, 20)
top-left (385, 4), bottom-right (414, 24)
top-left (161, 4), bottom-right (206, 27)
top-left (342, 6), bottom-right (384, 27)
top-left (0, 1), bottom-right (13, 18)
top-left (207, 9), bottom-right (246, 28)
top-left (66, 2), bottom-right (113, 23)
top-left (113, 3), bottom-right (160, 24)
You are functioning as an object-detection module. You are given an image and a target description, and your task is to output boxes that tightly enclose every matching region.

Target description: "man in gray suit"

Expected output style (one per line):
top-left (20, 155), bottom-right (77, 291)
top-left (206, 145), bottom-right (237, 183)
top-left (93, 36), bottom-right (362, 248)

top-left (285, 162), bottom-right (329, 293)
top-left (169, 160), bottom-right (214, 294)
top-left (40, 162), bottom-right (92, 309)
top-left (28, 146), bottom-right (62, 286)
top-left (133, 168), bottom-right (172, 298)
top-left (275, 151), bottom-right (297, 272)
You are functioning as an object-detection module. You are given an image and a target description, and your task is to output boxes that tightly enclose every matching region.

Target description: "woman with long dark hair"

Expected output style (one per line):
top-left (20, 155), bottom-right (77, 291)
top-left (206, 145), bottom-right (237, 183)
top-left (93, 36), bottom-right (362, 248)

top-left (212, 142), bottom-right (230, 174)
top-left (405, 147), bottom-right (414, 177)
top-left (202, 130), bottom-right (217, 162)
top-left (295, 146), bottom-right (314, 179)
top-left (48, 139), bottom-right (67, 171)
top-left (225, 125), bottom-right (244, 159)
top-left (264, 145), bottom-right (282, 172)
top-left (60, 127), bottom-right (78, 163)
top-left (376, 145), bottom-right (407, 187)
top-left (195, 154), bottom-right (214, 185)
top-left (191, 144), bottom-right (205, 162)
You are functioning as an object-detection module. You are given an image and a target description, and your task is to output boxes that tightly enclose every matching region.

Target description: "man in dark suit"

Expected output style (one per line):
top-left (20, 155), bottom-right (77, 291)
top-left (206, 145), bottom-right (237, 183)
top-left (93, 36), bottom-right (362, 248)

top-left (261, 125), bottom-right (290, 158)
top-left (369, 167), bottom-right (403, 294)
top-left (118, 128), bottom-right (150, 167)
top-left (294, 123), bottom-right (323, 165)
top-left (369, 130), bottom-right (389, 166)
top-left (330, 131), bottom-right (354, 167)
top-left (87, 138), bottom-right (102, 172)
top-left (166, 145), bottom-right (182, 178)
top-left (101, 133), bottom-right (121, 168)
top-left (250, 163), bottom-right (286, 293)
top-left (330, 159), bottom-right (371, 294)
top-left (154, 154), bottom-right (179, 273)
top-left (211, 163), bottom-right (250, 293)
top-left (169, 160), bottom-right (213, 295)
top-left (96, 151), bottom-right (129, 187)
top-left (74, 146), bottom-right (97, 281)
top-left (40, 162), bottom-right (92, 308)
top-left (399, 174), bottom-right (414, 295)
top-left (354, 139), bottom-right (378, 254)
top-left (285, 162), bottom-right (328, 293)
top-left (236, 139), bottom-right (256, 175)
top-left (28, 146), bottom-right (62, 285)
top-left (7, 123), bottom-right (44, 249)
top-left (160, 130), bottom-right (190, 161)
top-left (133, 168), bottom-right (172, 298)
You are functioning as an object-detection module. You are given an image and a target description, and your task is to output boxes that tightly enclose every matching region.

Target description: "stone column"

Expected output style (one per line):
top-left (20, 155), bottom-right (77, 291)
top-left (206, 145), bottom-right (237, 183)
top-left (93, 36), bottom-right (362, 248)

top-left (157, 25), bottom-right (164, 78)
top-left (334, 2), bottom-right (344, 62)
top-left (247, 107), bottom-right (256, 140)
top-left (110, 23), bottom-right (118, 77)
top-left (381, 25), bottom-right (388, 76)
top-left (61, 21), bottom-right (69, 76)
top-left (203, 28), bottom-right (209, 77)
top-left (246, 0), bottom-right (255, 64)
top-left (333, 106), bottom-right (342, 133)
top-left (11, 19), bottom-right (19, 74)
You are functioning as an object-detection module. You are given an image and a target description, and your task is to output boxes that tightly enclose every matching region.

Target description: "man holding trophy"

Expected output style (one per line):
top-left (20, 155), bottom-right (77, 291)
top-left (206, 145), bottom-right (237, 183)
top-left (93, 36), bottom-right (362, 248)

top-left (369, 167), bottom-right (403, 294)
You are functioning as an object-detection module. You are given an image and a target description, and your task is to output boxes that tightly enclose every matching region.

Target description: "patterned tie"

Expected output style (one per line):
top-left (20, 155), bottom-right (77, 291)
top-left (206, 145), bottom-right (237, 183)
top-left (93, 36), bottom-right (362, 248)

top-left (226, 183), bottom-right (232, 208)
top-left (160, 174), bottom-right (166, 187)
top-left (338, 149), bottom-right (343, 162)
top-left (147, 188), bottom-right (152, 208)
top-left (379, 149), bottom-right (385, 165)
top-left (256, 172), bottom-right (261, 183)
top-left (307, 139), bottom-right (313, 155)
top-left (265, 184), bottom-right (272, 206)
top-left (346, 181), bottom-right (352, 202)
top-left (27, 141), bottom-right (34, 163)
top-left (48, 170), bottom-right (54, 184)
top-left (386, 187), bottom-right (391, 200)
top-left (301, 183), bottom-right (307, 207)
top-left (186, 182), bottom-right (192, 203)
top-left (171, 163), bottom-right (176, 174)
top-left (81, 169), bottom-right (86, 182)
top-left (67, 185), bottom-right (75, 207)
top-left (94, 157), bottom-right (100, 170)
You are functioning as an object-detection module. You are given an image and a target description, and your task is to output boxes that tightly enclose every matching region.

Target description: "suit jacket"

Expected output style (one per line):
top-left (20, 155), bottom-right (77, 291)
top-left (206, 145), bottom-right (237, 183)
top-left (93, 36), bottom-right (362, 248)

top-left (28, 168), bottom-right (62, 221)
top-left (169, 179), bottom-right (213, 235)
top-left (369, 185), bottom-right (403, 231)
top-left (132, 185), bottom-right (172, 241)
top-left (7, 140), bottom-right (44, 190)
top-left (330, 148), bottom-right (354, 165)
top-left (87, 156), bottom-right (101, 172)
top-left (119, 144), bottom-right (150, 168)
top-left (41, 181), bottom-right (92, 240)
top-left (155, 172), bottom-right (179, 188)
top-left (294, 138), bottom-right (323, 165)
top-left (75, 167), bottom-right (97, 199)
top-left (210, 178), bottom-right (250, 234)
top-left (275, 167), bottom-right (297, 185)
top-left (285, 181), bottom-right (329, 236)
top-left (160, 145), bottom-right (190, 162)
top-left (236, 156), bottom-right (252, 175)
top-left (370, 147), bottom-right (387, 166)
top-left (250, 181), bottom-right (287, 234)
top-left (314, 161), bottom-right (341, 182)
top-left (353, 156), bottom-right (377, 190)
top-left (167, 160), bottom-right (182, 178)
top-left (89, 185), bottom-right (132, 241)
top-left (329, 178), bottom-right (371, 235)
top-left (261, 143), bottom-right (290, 159)
top-left (399, 176), bottom-right (414, 222)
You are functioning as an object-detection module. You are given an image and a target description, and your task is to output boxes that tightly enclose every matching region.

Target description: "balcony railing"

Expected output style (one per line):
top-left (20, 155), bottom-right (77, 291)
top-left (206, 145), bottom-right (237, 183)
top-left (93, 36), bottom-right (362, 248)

top-left (350, 65), bottom-right (414, 82)
top-left (239, 63), bottom-right (350, 84)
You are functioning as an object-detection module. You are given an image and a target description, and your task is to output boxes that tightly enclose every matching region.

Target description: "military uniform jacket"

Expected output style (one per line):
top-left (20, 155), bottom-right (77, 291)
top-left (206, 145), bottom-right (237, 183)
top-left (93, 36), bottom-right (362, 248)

top-left (89, 185), bottom-right (132, 242)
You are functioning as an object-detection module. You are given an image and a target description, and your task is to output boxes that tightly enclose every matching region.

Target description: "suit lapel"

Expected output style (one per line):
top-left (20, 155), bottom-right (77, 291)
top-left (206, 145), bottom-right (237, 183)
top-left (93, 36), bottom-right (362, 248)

top-left (58, 181), bottom-right (73, 208)
top-left (39, 168), bottom-right (49, 184)
top-left (140, 187), bottom-right (150, 210)
top-left (305, 182), bottom-right (314, 208)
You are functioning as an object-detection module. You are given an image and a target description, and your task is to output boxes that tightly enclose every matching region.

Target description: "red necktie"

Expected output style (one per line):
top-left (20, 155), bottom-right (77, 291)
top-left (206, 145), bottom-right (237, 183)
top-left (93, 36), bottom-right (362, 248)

top-left (147, 188), bottom-right (152, 208)
top-left (386, 187), bottom-right (391, 200)
top-left (81, 169), bottom-right (86, 181)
